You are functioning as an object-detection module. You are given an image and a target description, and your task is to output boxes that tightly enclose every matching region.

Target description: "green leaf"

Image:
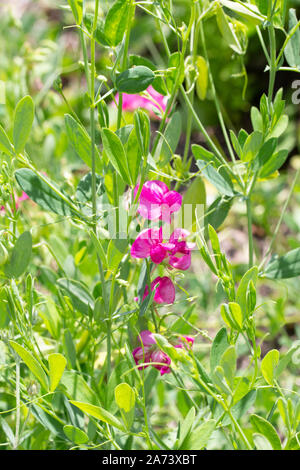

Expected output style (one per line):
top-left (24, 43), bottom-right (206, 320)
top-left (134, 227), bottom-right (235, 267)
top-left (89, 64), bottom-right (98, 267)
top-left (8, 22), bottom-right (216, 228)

top-left (242, 131), bottom-right (263, 162)
top-left (253, 433), bottom-right (273, 450)
top-left (192, 144), bottom-right (219, 166)
top-left (253, 138), bottom-right (277, 172)
top-left (210, 328), bottom-right (229, 373)
top-left (134, 109), bottom-right (150, 156)
top-left (264, 248), bottom-right (300, 279)
top-left (9, 341), bottom-right (48, 390)
top-left (115, 383), bottom-right (135, 413)
top-left (129, 55), bottom-right (167, 96)
top-left (196, 160), bottom-right (235, 197)
top-left (261, 349), bottom-right (279, 385)
top-left (159, 111), bottom-right (182, 166)
top-left (84, 14), bottom-right (108, 47)
top-left (0, 124), bottom-right (13, 155)
top-left (15, 168), bottom-right (77, 217)
top-left (63, 425), bottom-right (89, 444)
top-left (284, 9), bottom-right (300, 68)
top-left (65, 114), bottom-right (102, 172)
top-left (31, 404), bottom-right (65, 437)
top-left (13, 96), bottom-right (34, 154)
top-left (107, 238), bottom-right (127, 273)
top-left (196, 56), bottom-right (208, 100)
top-left (67, 0), bottom-right (83, 24)
top-left (5, 231), bottom-right (32, 278)
top-left (177, 407), bottom-right (195, 449)
top-left (236, 266), bottom-right (258, 316)
top-left (268, 114), bottom-right (288, 138)
top-left (221, 303), bottom-right (243, 331)
top-left (126, 128), bottom-right (142, 185)
top-left (57, 278), bottom-right (94, 315)
top-left (216, 5), bottom-right (243, 55)
top-left (178, 177), bottom-right (206, 233)
top-left (250, 414), bottom-right (281, 450)
top-left (255, 0), bottom-right (268, 15)
top-left (260, 149), bottom-right (289, 178)
top-left (70, 401), bottom-right (125, 431)
top-left (114, 382), bottom-right (135, 429)
top-left (101, 128), bottom-right (131, 185)
top-left (180, 419), bottom-right (216, 450)
top-left (104, 0), bottom-right (130, 47)
top-left (48, 353), bottom-right (67, 392)
top-left (116, 66), bottom-right (155, 94)
top-left (166, 52), bottom-right (184, 93)
top-left (205, 196), bottom-right (233, 230)
top-left (63, 329), bottom-right (77, 369)
top-left (60, 370), bottom-right (99, 405)
top-left (220, 346), bottom-right (236, 388)
top-left (220, 0), bottom-right (265, 24)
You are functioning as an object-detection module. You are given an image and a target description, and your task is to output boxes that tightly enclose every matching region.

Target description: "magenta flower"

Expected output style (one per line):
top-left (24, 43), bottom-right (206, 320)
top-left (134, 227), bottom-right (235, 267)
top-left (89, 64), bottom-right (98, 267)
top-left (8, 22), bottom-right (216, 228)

top-left (116, 85), bottom-right (167, 118)
top-left (132, 330), bottom-right (194, 376)
top-left (131, 227), bottom-right (175, 264)
top-left (131, 227), bottom-right (194, 271)
top-left (142, 276), bottom-right (175, 304)
top-left (168, 229), bottom-right (196, 271)
top-left (134, 180), bottom-right (182, 223)
top-left (132, 330), bottom-right (171, 375)
top-left (150, 350), bottom-right (171, 375)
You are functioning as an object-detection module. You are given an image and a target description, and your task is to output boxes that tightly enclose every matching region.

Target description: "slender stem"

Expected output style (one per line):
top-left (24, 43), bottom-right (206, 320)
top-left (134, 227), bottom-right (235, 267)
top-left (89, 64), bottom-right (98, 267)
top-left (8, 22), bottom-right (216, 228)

top-left (117, 1), bottom-right (135, 129)
top-left (13, 358), bottom-right (20, 450)
top-left (268, 22), bottom-right (277, 107)
top-left (246, 196), bottom-right (254, 268)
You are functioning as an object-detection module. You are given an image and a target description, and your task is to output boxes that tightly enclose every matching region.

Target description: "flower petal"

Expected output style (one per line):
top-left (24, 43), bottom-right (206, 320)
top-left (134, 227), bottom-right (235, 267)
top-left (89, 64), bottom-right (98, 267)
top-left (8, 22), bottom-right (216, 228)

top-left (169, 252), bottom-right (191, 271)
top-left (153, 276), bottom-right (175, 304)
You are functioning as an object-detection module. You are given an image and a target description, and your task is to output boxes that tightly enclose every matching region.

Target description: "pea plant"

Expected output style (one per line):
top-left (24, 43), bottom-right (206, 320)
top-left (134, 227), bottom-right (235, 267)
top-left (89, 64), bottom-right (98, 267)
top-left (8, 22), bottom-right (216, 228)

top-left (0, 0), bottom-right (300, 451)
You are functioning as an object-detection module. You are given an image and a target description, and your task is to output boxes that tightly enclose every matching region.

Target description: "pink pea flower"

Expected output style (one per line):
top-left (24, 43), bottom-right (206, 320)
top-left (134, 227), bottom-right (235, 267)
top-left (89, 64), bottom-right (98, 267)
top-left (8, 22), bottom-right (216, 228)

top-left (142, 276), bottom-right (175, 304)
top-left (131, 227), bottom-right (195, 271)
top-left (131, 227), bottom-right (175, 264)
top-left (150, 349), bottom-right (171, 375)
top-left (116, 85), bottom-right (167, 118)
top-left (168, 229), bottom-right (196, 271)
top-left (132, 330), bottom-right (171, 375)
top-left (132, 331), bottom-right (195, 376)
top-left (134, 181), bottom-right (182, 223)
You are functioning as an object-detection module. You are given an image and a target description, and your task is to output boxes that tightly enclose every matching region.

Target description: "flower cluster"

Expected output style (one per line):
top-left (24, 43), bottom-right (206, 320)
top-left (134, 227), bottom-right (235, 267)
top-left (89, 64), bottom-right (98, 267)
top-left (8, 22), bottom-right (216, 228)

top-left (133, 330), bottom-right (194, 376)
top-left (131, 181), bottom-right (195, 375)
top-left (131, 180), bottom-right (194, 304)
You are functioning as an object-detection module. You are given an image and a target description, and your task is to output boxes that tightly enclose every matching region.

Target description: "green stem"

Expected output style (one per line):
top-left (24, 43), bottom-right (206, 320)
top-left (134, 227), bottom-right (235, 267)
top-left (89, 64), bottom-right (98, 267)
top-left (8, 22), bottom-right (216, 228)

top-left (268, 22), bottom-right (277, 107)
top-left (246, 196), bottom-right (254, 268)
top-left (117, 1), bottom-right (135, 129)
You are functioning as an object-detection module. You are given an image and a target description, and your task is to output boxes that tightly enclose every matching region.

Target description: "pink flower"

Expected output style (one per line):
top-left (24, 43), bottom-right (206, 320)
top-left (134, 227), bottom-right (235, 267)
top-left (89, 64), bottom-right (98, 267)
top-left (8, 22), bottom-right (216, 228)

top-left (132, 331), bottom-right (194, 376)
top-left (150, 349), bottom-right (171, 375)
top-left (116, 86), bottom-right (167, 118)
top-left (132, 330), bottom-right (171, 375)
top-left (168, 229), bottom-right (196, 271)
top-left (134, 181), bottom-right (182, 223)
top-left (142, 276), bottom-right (175, 304)
top-left (131, 227), bottom-right (194, 271)
top-left (131, 227), bottom-right (175, 264)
